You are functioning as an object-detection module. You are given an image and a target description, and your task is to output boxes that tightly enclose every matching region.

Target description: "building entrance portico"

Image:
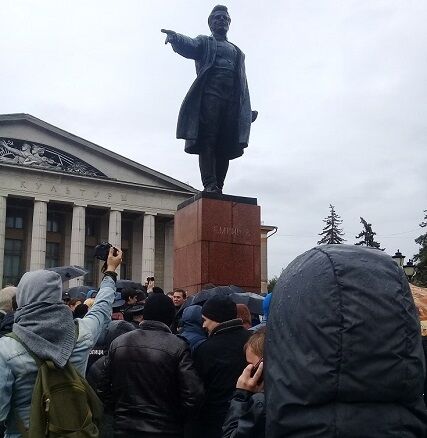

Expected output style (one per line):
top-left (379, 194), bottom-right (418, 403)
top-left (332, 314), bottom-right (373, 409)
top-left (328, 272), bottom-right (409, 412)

top-left (0, 195), bottom-right (176, 289)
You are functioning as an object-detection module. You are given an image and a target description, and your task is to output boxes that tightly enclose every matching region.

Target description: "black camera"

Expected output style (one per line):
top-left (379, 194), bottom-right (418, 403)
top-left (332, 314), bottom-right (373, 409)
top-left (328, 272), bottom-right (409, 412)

top-left (147, 277), bottom-right (155, 282)
top-left (94, 242), bottom-right (118, 261)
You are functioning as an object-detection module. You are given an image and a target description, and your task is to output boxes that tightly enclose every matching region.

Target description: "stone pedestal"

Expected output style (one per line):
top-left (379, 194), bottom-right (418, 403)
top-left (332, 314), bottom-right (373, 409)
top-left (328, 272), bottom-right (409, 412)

top-left (174, 192), bottom-right (261, 294)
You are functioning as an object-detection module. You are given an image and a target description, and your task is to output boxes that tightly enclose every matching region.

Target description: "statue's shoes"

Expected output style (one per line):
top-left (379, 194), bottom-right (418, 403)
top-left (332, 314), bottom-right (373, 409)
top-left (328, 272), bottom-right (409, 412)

top-left (203, 186), bottom-right (222, 194)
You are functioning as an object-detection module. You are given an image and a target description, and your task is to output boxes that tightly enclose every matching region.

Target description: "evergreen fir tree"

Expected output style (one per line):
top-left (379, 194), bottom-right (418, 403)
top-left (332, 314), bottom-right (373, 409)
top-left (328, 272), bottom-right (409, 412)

top-left (354, 217), bottom-right (384, 250)
top-left (317, 204), bottom-right (345, 245)
top-left (414, 210), bottom-right (427, 286)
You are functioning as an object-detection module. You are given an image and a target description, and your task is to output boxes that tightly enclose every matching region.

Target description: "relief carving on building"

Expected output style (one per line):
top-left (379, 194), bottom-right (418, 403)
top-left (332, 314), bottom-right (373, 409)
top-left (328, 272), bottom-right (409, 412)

top-left (0, 138), bottom-right (106, 177)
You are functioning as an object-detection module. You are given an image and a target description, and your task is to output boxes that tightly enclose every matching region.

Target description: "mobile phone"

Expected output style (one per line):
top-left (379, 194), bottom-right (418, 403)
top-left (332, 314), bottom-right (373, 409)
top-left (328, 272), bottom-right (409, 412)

top-left (250, 357), bottom-right (264, 383)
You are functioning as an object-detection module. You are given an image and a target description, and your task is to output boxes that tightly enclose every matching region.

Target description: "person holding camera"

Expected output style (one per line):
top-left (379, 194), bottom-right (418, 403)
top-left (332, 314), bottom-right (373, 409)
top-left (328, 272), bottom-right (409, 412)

top-left (0, 246), bottom-right (122, 436)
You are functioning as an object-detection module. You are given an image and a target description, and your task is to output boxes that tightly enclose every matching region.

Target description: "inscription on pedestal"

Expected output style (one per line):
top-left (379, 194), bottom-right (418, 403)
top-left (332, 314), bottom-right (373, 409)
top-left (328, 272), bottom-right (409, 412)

top-left (213, 225), bottom-right (251, 239)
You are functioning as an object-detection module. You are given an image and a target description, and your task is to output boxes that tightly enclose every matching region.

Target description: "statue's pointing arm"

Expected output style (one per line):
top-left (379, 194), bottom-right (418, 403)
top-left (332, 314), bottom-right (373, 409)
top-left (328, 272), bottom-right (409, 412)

top-left (161, 29), bottom-right (202, 60)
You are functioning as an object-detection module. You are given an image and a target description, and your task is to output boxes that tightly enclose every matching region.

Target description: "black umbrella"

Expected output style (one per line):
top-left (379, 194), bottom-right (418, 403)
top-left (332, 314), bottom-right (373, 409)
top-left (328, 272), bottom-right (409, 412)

top-left (48, 265), bottom-right (88, 282)
top-left (183, 286), bottom-right (264, 315)
top-left (116, 280), bottom-right (145, 291)
top-left (230, 292), bottom-right (264, 315)
top-left (229, 284), bottom-right (246, 294)
top-left (191, 286), bottom-right (235, 306)
top-left (67, 285), bottom-right (93, 300)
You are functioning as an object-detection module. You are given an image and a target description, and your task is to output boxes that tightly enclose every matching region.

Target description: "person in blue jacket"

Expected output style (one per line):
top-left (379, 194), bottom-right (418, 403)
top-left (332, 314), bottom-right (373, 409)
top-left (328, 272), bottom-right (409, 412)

top-left (0, 247), bottom-right (122, 437)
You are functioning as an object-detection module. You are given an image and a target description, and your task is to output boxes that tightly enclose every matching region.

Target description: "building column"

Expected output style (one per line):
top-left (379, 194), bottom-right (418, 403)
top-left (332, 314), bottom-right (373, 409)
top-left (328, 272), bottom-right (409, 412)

top-left (30, 199), bottom-right (48, 271)
top-left (163, 220), bottom-right (174, 293)
top-left (108, 209), bottom-right (122, 278)
top-left (131, 215), bottom-right (143, 283)
top-left (0, 196), bottom-right (7, 285)
top-left (142, 213), bottom-right (156, 282)
top-left (69, 204), bottom-right (86, 287)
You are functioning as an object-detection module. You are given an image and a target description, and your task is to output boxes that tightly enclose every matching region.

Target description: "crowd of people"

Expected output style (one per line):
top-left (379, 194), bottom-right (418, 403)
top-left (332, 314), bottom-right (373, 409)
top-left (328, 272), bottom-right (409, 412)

top-left (1, 244), bottom-right (427, 437)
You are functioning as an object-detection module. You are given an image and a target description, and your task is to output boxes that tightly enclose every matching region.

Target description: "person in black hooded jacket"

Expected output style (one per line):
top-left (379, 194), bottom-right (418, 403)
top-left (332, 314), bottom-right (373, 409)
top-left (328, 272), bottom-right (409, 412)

top-left (265, 244), bottom-right (427, 438)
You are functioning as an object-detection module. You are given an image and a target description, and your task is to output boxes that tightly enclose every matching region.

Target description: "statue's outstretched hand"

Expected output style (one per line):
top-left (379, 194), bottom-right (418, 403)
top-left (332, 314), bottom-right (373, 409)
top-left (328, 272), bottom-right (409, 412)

top-left (161, 29), bottom-right (177, 45)
top-left (251, 110), bottom-right (258, 123)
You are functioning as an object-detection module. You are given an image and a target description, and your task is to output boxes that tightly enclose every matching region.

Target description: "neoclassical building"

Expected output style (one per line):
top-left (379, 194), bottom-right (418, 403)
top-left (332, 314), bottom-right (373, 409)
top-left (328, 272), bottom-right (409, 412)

top-left (0, 114), bottom-right (274, 291)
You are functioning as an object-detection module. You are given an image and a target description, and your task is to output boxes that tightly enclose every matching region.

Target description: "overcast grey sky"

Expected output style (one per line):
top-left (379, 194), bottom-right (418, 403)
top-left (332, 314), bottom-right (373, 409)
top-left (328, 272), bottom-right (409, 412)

top-left (1, 0), bottom-right (426, 278)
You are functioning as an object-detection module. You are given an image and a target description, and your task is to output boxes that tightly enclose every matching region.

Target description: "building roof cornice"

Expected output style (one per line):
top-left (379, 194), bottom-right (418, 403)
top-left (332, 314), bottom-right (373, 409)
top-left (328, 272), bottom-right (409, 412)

top-left (0, 113), bottom-right (197, 194)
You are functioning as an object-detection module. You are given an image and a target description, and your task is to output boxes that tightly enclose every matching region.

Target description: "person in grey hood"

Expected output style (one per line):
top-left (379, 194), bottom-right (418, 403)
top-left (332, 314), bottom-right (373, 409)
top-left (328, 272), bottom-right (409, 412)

top-left (265, 244), bottom-right (427, 437)
top-left (0, 247), bottom-right (122, 437)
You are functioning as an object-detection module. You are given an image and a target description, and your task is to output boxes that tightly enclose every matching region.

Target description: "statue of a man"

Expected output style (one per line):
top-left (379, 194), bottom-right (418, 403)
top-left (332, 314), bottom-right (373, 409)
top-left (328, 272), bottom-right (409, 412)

top-left (162, 5), bottom-right (257, 194)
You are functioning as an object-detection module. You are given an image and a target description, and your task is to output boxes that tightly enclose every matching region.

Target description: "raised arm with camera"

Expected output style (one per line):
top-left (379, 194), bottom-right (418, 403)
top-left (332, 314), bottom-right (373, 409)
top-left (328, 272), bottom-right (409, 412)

top-left (70, 246), bottom-right (123, 373)
top-left (0, 246), bottom-right (123, 435)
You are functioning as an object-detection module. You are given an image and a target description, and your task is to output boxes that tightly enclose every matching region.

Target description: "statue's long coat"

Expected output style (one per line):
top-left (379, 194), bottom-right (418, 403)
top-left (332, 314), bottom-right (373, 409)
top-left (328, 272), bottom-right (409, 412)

top-left (171, 34), bottom-right (252, 160)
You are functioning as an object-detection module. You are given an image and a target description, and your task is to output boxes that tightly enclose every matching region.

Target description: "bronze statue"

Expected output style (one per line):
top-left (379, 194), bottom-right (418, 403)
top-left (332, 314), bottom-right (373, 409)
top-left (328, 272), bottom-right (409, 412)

top-left (162, 5), bottom-right (257, 194)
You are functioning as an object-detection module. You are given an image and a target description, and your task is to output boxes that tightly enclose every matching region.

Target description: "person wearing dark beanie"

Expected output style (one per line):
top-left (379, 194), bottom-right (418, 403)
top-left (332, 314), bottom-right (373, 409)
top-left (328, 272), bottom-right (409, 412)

top-left (202, 295), bottom-right (237, 324)
top-left (193, 294), bottom-right (251, 438)
top-left (143, 293), bottom-right (175, 326)
top-left (98, 292), bottom-right (203, 437)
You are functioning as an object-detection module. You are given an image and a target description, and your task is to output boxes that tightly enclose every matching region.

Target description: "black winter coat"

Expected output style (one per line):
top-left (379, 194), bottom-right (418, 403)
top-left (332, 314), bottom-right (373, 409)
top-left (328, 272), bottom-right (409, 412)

top-left (192, 319), bottom-right (251, 438)
top-left (222, 389), bottom-right (265, 438)
top-left (266, 244), bottom-right (427, 437)
top-left (98, 320), bottom-right (204, 436)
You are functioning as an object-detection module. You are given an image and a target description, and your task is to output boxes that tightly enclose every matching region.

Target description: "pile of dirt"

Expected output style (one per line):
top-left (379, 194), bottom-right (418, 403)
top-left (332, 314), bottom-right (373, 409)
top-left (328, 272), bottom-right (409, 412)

top-left (410, 284), bottom-right (427, 335)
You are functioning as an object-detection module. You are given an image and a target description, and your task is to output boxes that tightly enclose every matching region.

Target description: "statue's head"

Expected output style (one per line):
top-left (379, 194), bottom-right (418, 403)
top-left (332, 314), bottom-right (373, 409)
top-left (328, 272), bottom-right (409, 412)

top-left (208, 5), bottom-right (231, 37)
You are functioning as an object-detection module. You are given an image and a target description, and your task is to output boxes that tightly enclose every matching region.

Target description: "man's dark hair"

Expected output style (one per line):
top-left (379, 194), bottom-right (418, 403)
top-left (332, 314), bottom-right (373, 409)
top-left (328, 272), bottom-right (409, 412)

top-left (69, 298), bottom-right (82, 307)
top-left (152, 287), bottom-right (165, 294)
top-left (208, 5), bottom-right (230, 26)
top-left (143, 293), bottom-right (175, 326)
top-left (136, 290), bottom-right (148, 303)
top-left (73, 303), bottom-right (88, 319)
top-left (121, 288), bottom-right (138, 303)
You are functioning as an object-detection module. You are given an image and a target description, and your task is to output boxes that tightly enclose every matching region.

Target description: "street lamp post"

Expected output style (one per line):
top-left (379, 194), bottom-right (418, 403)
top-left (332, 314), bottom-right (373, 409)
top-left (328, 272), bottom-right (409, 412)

top-left (403, 259), bottom-right (416, 282)
top-left (391, 249), bottom-right (416, 282)
top-left (391, 249), bottom-right (405, 267)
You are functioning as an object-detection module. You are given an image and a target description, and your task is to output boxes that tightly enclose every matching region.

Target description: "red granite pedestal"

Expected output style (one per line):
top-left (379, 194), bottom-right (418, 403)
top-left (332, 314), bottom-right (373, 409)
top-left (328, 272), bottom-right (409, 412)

top-left (174, 192), bottom-right (261, 295)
